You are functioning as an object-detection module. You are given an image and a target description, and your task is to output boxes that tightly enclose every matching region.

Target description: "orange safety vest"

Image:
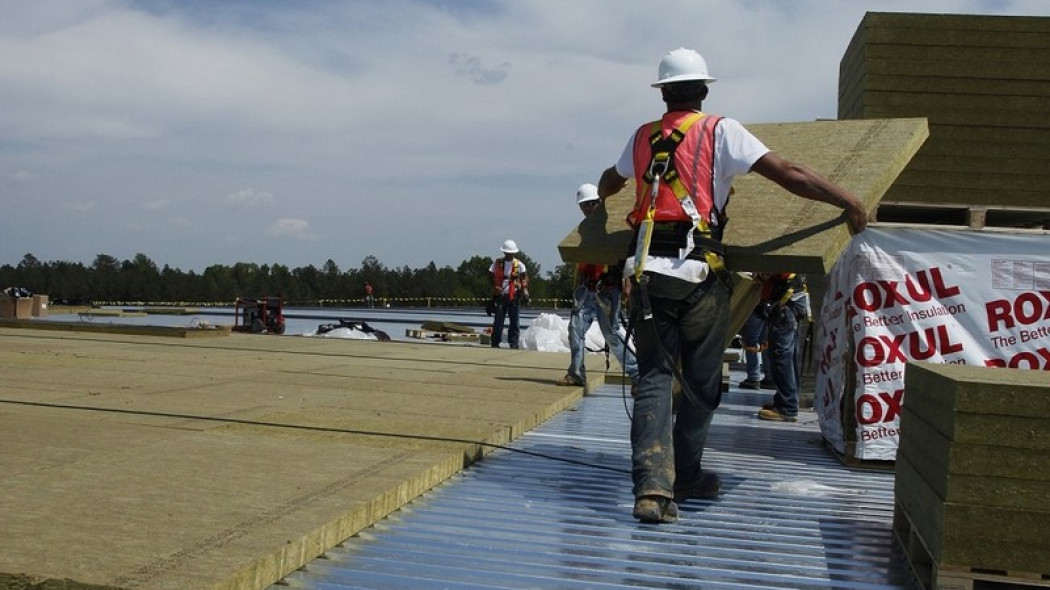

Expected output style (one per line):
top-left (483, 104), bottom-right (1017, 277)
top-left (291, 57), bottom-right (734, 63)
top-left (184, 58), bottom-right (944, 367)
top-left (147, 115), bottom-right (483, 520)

top-left (577, 262), bottom-right (606, 290)
top-left (760, 273), bottom-right (806, 305)
top-left (628, 111), bottom-right (722, 229)
top-left (493, 258), bottom-right (524, 300)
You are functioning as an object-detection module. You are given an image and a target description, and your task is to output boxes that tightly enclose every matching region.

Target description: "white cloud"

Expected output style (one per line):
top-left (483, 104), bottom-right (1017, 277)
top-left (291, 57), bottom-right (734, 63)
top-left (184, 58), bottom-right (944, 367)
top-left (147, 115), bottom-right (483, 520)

top-left (1, 0), bottom-right (1048, 272)
top-left (265, 218), bottom-right (316, 241)
top-left (225, 188), bottom-right (274, 208)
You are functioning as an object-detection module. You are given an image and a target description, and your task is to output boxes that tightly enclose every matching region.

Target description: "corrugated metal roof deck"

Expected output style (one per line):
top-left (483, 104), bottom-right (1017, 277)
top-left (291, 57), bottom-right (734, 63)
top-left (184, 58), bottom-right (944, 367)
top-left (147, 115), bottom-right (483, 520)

top-left (269, 375), bottom-right (917, 590)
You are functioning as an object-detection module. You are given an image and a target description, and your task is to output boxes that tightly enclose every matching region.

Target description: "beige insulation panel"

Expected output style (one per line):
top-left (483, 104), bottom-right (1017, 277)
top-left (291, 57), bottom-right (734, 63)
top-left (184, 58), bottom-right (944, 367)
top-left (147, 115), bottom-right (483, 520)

top-left (558, 117), bottom-right (928, 275)
top-left (839, 12), bottom-right (1050, 209)
top-left (896, 362), bottom-right (1050, 572)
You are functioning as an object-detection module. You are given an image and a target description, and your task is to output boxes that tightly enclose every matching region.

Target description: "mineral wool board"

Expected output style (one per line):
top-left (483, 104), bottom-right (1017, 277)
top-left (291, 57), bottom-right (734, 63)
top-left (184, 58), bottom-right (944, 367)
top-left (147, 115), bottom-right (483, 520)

top-left (558, 117), bottom-right (928, 275)
top-left (839, 12), bottom-right (1050, 210)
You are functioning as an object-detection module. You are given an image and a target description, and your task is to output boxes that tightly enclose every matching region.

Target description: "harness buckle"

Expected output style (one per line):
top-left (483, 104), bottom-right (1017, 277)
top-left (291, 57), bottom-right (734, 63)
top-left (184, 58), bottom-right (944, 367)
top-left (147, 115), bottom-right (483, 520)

top-left (638, 273), bottom-right (653, 321)
top-left (648, 152), bottom-right (671, 179)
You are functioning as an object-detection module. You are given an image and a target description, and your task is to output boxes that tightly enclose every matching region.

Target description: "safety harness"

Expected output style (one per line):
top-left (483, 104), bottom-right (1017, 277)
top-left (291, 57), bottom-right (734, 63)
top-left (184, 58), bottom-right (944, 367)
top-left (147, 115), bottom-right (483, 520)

top-left (493, 258), bottom-right (523, 301)
top-left (632, 113), bottom-right (729, 286)
top-left (766, 273), bottom-right (807, 308)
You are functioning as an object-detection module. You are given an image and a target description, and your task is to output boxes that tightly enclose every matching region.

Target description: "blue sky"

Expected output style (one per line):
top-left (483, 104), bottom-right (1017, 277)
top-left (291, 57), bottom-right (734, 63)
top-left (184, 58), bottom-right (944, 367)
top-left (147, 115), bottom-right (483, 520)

top-left (2, 0), bottom-right (1048, 276)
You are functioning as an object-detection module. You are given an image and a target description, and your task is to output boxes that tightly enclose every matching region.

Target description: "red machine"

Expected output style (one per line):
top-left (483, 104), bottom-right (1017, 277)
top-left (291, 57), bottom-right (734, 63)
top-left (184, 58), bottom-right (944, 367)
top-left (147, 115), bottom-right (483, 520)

top-left (233, 297), bottom-right (286, 334)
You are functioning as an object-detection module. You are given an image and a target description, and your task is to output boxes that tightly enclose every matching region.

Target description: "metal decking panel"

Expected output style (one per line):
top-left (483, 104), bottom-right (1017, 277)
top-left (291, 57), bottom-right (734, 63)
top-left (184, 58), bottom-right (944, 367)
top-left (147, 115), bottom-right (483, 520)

top-left (270, 376), bottom-right (917, 590)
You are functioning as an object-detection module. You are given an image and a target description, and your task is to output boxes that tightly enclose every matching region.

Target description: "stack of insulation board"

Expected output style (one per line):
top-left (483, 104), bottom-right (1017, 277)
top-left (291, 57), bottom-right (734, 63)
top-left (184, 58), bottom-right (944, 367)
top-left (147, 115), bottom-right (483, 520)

top-left (895, 362), bottom-right (1050, 588)
top-left (839, 12), bottom-right (1050, 213)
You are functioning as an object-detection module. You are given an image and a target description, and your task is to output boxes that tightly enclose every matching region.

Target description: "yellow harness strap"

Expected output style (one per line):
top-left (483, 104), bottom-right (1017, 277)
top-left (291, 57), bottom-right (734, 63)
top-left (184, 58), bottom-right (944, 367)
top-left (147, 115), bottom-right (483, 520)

top-left (777, 273), bottom-right (798, 306)
top-left (642, 113), bottom-right (704, 203)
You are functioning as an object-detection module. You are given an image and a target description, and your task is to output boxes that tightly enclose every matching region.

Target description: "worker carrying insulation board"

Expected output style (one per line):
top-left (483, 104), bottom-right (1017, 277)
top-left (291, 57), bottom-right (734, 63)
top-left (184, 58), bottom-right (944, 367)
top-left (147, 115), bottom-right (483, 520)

top-left (595, 47), bottom-right (869, 524)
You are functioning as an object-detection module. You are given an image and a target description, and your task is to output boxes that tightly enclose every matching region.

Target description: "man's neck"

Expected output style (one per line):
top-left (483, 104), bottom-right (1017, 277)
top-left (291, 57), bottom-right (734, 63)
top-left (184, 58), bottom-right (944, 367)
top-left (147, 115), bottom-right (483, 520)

top-left (666, 99), bottom-right (703, 112)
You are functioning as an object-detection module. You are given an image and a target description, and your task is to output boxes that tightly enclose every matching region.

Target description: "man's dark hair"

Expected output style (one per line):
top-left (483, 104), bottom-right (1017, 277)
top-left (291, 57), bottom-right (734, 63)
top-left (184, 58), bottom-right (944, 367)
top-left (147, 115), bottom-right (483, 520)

top-left (661, 81), bottom-right (708, 103)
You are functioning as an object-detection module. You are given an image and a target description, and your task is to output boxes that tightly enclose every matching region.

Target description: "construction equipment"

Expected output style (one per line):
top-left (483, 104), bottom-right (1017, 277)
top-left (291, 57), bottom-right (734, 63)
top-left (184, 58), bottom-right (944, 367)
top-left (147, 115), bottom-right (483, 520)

top-left (233, 297), bottom-right (286, 334)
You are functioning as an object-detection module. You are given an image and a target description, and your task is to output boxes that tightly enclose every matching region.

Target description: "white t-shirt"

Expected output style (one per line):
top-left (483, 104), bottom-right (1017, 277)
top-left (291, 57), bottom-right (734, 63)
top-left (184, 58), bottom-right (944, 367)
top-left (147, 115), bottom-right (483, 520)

top-left (614, 116), bottom-right (769, 282)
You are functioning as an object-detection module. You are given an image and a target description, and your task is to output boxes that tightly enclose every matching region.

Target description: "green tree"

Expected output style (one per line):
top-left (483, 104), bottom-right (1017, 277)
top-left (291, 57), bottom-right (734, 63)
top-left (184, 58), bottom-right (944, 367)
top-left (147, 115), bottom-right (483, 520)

top-left (48, 260), bottom-right (92, 304)
top-left (18, 253), bottom-right (41, 269)
top-left (546, 262), bottom-right (577, 302)
top-left (321, 259), bottom-right (340, 300)
top-left (269, 264), bottom-right (301, 301)
top-left (457, 255), bottom-right (495, 300)
top-left (202, 264), bottom-right (236, 301)
top-left (13, 253), bottom-right (43, 294)
top-left (359, 255), bottom-right (386, 300)
top-left (92, 254), bottom-right (120, 272)
top-left (123, 253), bottom-right (161, 301)
top-left (291, 265), bottom-right (321, 303)
top-left (91, 254), bottom-right (122, 301)
top-left (4, 251), bottom-right (578, 308)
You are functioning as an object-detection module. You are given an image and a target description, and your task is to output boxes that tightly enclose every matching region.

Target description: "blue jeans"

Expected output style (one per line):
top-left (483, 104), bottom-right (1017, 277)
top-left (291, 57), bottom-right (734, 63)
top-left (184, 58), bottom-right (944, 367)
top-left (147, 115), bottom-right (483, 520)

top-left (741, 308), bottom-right (768, 381)
top-left (767, 300), bottom-right (805, 416)
top-left (629, 275), bottom-right (730, 499)
top-left (567, 286), bottom-right (638, 384)
top-left (491, 295), bottom-right (520, 348)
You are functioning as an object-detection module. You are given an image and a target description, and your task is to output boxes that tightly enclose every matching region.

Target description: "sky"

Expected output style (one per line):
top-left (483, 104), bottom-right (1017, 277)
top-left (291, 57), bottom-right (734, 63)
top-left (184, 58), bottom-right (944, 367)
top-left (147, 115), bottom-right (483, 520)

top-left (2, 0), bottom-right (1048, 277)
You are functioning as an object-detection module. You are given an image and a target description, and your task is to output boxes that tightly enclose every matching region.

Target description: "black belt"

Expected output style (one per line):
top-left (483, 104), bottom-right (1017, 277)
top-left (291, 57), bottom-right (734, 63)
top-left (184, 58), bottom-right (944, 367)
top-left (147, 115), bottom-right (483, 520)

top-left (643, 222), bottom-right (725, 259)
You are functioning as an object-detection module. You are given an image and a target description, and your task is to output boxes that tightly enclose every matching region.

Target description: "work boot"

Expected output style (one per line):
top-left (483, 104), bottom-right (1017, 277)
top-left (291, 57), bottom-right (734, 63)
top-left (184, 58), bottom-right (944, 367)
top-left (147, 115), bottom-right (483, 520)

top-left (738, 379), bottom-right (762, 390)
top-left (555, 374), bottom-right (585, 387)
top-left (633, 496), bottom-right (678, 524)
top-left (674, 471), bottom-right (722, 502)
top-left (758, 408), bottom-right (797, 422)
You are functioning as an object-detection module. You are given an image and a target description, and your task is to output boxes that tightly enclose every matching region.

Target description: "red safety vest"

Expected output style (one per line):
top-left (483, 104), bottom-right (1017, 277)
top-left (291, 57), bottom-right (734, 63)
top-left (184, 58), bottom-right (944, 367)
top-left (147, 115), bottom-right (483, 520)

top-left (577, 263), bottom-right (606, 291)
top-left (628, 111), bottom-right (722, 229)
top-left (760, 273), bottom-right (805, 305)
top-left (493, 258), bottom-right (524, 300)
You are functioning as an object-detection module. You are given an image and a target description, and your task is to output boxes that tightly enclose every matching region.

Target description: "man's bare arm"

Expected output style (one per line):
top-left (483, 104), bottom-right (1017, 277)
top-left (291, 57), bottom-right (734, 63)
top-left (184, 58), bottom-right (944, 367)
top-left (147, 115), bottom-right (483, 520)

top-left (750, 152), bottom-right (869, 234)
top-left (598, 166), bottom-right (629, 201)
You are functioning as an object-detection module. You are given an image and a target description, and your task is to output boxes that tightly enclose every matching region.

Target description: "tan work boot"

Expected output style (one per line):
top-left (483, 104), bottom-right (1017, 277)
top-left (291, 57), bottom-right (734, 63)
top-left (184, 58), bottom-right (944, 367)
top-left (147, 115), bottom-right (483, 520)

top-left (632, 495), bottom-right (679, 524)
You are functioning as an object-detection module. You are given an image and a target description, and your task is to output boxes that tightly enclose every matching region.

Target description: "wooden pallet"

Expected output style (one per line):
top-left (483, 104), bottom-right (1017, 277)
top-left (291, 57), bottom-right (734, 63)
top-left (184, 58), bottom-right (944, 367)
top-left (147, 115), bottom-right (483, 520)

top-left (419, 320), bottom-right (476, 334)
top-left (876, 201), bottom-right (1050, 231)
top-left (893, 503), bottom-right (1050, 590)
top-left (405, 329), bottom-right (490, 345)
top-left (823, 439), bottom-right (896, 471)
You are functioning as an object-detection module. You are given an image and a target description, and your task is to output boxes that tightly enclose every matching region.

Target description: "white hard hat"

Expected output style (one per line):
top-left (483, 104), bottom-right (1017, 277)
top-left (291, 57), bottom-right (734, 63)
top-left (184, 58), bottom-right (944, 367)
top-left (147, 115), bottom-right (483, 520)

top-left (651, 48), bottom-right (717, 87)
top-left (576, 183), bottom-right (600, 204)
top-left (500, 239), bottom-right (519, 254)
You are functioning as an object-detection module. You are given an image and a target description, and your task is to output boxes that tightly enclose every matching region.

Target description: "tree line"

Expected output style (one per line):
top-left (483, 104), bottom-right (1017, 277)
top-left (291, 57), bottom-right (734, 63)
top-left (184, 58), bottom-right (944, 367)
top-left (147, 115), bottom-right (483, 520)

top-left (1, 252), bottom-right (577, 308)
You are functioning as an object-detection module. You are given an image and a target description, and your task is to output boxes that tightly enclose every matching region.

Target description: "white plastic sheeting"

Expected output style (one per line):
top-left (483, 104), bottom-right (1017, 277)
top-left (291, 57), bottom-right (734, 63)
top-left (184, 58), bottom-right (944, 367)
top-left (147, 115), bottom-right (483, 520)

top-left (520, 312), bottom-right (606, 353)
top-left (304, 326), bottom-right (379, 340)
top-left (817, 227), bottom-right (1050, 460)
top-left (296, 311), bottom-right (615, 353)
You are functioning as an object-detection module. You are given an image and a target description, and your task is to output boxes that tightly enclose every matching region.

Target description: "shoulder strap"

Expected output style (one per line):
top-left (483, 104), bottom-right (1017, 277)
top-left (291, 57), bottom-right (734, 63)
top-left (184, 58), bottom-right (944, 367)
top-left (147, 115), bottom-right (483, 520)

top-left (641, 112), bottom-right (704, 185)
